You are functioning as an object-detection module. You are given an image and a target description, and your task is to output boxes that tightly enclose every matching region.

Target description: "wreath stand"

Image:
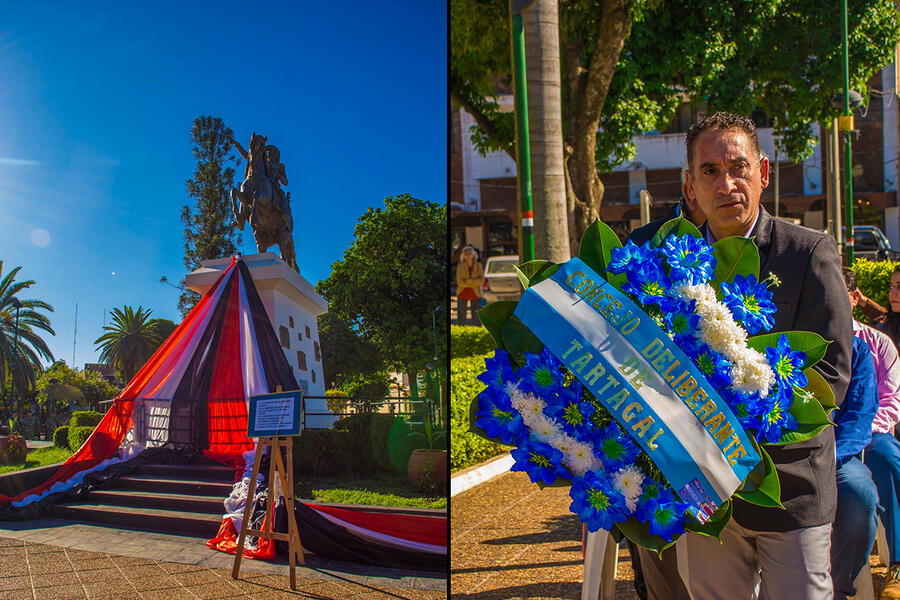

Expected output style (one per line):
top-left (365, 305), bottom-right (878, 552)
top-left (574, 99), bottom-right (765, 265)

top-left (232, 388), bottom-right (305, 589)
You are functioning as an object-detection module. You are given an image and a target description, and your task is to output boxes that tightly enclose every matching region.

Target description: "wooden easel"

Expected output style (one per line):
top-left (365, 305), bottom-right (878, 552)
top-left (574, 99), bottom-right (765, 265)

top-left (232, 388), bottom-right (304, 589)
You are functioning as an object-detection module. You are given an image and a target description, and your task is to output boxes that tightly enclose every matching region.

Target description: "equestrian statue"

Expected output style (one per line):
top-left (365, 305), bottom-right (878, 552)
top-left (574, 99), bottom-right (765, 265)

top-left (229, 132), bottom-right (298, 270)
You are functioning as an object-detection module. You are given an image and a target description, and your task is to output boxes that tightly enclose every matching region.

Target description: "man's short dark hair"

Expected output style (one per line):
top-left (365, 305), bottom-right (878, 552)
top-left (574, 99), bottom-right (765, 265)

top-left (842, 267), bottom-right (857, 292)
top-left (685, 111), bottom-right (763, 171)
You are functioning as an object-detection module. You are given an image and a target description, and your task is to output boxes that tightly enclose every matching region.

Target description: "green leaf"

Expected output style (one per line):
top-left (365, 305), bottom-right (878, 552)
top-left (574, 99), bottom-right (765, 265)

top-left (801, 367), bottom-right (836, 411)
top-left (734, 440), bottom-right (782, 509)
top-left (771, 387), bottom-right (833, 445)
top-left (684, 499), bottom-right (732, 539)
top-left (649, 216), bottom-right (702, 248)
top-left (711, 237), bottom-right (760, 293)
top-left (478, 300), bottom-right (518, 348)
top-left (536, 476), bottom-right (573, 489)
top-left (500, 315), bottom-right (544, 367)
top-left (745, 331), bottom-right (830, 370)
top-left (514, 260), bottom-right (561, 289)
top-left (617, 516), bottom-right (679, 557)
top-left (579, 219), bottom-right (622, 274)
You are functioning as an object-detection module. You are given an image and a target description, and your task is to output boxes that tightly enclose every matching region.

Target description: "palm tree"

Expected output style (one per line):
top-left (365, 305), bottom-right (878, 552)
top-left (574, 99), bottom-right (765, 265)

top-left (94, 306), bottom-right (161, 383)
top-left (0, 262), bottom-right (55, 418)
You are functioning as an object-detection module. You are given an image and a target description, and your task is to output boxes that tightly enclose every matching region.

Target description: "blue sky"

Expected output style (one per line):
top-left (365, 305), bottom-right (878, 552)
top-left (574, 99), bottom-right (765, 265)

top-left (0, 2), bottom-right (447, 369)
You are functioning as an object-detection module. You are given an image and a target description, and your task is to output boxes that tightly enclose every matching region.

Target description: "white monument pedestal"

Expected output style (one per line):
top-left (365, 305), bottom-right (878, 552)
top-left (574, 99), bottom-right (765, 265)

top-left (185, 253), bottom-right (335, 427)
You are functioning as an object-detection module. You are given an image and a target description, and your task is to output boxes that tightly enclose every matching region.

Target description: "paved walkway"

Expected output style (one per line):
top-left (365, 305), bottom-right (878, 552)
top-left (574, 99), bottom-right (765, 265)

top-left (0, 519), bottom-right (447, 599)
top-left (451, 469), bottom-right (890, 599)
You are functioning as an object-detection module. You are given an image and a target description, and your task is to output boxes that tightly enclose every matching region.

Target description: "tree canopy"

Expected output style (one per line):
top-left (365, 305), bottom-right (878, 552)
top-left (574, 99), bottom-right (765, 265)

top-left (452, 0), bottom-right (900, 244)
top-left (94, 306), bottom-right (162, 383)
top-left (180, 115), bottom-right (242, 316)
top-left (317, 312), bottom-right (389, 397)
top-left (36, 361), bottom-right (121, 414)
top-left (317, 194), bottom-right (447, 386)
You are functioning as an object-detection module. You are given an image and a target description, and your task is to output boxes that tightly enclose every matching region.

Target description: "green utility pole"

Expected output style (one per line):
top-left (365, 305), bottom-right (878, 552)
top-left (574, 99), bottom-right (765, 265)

top-left (510, 0), bottom-right (535, 261)
top-left (841, 0), bottom-right (855, 265)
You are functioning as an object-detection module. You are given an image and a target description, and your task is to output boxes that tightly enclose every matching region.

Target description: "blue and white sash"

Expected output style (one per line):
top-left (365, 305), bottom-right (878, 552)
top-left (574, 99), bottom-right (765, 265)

top-left (514, 258), bottom-right (760, 523)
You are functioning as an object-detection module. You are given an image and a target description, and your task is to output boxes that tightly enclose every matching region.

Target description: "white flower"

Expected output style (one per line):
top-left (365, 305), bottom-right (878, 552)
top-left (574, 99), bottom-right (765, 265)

top-left (613, 466), bottom-right (645, 512)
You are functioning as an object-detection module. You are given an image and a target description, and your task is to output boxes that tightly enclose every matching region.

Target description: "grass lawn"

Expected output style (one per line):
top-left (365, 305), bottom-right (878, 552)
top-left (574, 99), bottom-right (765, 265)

top-left (295, 472), bottom-right (447, 510)
top-left (0, 446), bottom-right (73, 474)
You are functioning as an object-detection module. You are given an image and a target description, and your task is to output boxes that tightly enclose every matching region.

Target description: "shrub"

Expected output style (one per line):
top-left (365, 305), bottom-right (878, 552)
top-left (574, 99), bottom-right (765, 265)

top-left (53, 426), bottom-right (69, 449)
top-left (450, 325), bottom-right (495, 359)
top-left (852, 259), bottom-right (900, 323)
top-left (292, 429), bottom-right (357, 477)
top-left (450, 354), bottom-right (509, 472)
top-left (67, 425), bottom-right (94, 452)
top-left (69, 410), bottom-right (103, 428)
top-left (333, 412), bottom-right (398, 472)
top-left (0, 435), bottom-right (27, 465)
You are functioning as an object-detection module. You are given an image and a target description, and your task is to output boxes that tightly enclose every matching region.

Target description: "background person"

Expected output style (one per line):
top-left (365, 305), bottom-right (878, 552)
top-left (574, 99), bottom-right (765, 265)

top-left (455, 245), bottom-right (483, 326)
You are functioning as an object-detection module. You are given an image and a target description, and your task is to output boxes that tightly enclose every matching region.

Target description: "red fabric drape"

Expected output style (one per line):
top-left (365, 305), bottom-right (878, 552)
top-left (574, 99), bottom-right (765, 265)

top-left (310, 504), bottom-right (447, 547)
top-left (206, 513), bottom-right (277, 560)
top-left (206, 275), bottom-right (253, 456)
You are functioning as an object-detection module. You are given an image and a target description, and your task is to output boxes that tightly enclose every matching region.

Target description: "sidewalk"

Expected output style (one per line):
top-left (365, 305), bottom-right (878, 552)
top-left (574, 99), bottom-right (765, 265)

top-left (0, 518), bottom-right (447, 599)
top-left (451, 470), bottom-right (638, 600)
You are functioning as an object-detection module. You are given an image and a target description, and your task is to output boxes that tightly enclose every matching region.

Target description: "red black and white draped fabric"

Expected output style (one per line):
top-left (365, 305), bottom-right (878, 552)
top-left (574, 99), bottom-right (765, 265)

top-left (0, 257), bottom-right (298, 507)
top-left (207, 500), bottom-right (447, 571)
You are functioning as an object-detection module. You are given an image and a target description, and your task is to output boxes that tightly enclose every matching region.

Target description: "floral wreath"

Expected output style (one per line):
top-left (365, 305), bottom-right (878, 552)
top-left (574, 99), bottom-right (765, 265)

top-left (470, 217), bottom-right (835, 553)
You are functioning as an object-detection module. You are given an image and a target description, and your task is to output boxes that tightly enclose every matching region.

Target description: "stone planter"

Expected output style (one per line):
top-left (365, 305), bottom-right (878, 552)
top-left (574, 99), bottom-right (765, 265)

top-left (0, 436), bottom-right (9, 451)
top-left (408, 449), bottom-right (447, 492)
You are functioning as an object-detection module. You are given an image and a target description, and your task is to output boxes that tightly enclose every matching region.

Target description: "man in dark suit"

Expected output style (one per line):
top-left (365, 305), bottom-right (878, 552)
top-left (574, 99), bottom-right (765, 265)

top-left (659, 112), bottom-right (851, 599)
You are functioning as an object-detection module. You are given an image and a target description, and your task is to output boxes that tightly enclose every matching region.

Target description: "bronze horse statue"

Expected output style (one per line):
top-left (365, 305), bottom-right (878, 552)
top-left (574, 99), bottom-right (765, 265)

top-left (230, 132), bottom-right (297, 270)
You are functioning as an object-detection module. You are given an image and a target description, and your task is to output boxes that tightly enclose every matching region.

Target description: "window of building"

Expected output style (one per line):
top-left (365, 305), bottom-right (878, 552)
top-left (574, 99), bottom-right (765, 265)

top-left (297, 351), bottom-right (307, 371)
top-left (297, 331), bottom-right (302, 341)
top-left (305, 326), bottom-right (311, 338)
top-left (279, 326), bottom-right (291, 349)
top-left (314, 342), bottom-right (320, 362)
top-left (311, 370), bottom-right (316, 384)
top-left (289, 316), bottom-right (294, 328)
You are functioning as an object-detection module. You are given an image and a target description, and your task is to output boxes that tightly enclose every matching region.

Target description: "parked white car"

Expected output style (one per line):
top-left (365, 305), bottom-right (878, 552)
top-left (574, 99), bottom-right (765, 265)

top-left (482, 255), bottom-right (523, 303)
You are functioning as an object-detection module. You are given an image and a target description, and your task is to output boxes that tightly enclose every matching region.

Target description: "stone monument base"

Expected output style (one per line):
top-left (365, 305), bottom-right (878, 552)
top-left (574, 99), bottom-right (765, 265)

top-left (185, 253), bottom-right (334, 428)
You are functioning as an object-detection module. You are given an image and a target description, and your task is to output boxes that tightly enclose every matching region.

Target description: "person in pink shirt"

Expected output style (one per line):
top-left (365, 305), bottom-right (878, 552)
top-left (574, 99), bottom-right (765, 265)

top-left (846, 268), bottom-right (900, 599)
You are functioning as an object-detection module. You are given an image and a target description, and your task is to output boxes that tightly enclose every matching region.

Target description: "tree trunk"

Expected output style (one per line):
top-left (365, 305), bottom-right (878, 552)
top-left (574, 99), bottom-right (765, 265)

top-left (561, 0), bottom-right (631, 252)
top-left (523, 0), bottom-right (570, 262)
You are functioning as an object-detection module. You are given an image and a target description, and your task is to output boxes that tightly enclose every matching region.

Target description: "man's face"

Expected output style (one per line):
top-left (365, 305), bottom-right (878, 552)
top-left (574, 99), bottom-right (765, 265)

top-left (684, 128), bottom-right (769, 240)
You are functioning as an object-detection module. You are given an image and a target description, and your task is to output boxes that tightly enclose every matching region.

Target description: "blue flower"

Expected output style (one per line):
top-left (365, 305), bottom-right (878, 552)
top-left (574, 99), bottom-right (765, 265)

top-left (752, 386), bottom-right (799, 444)
top-left (664, 235), bottom-right (716, 285)
top-left (722, 389), bottom-right (761, 432)
top-left (569, 470), bottom-right (630, 532)
top-left (607, 240), bottom-right (655, 275)
top-left (475, 388), bottom-right (528, 445)
top-left (635, 488), bottom-right (689, 541)
top-left (544, 386), bottom-right (595, 438)
top-left (721, 275), bottom-right (776, 334)
top-left (693, 345), bottom-right (732, 390)
top-left (592, 422), bottom-right (640, 471)
top-left (516, 352), bottom-right (564, 396)
top-left (510, 439), bottom-right (569, 485)
top-left (663, 299), bottom-right (700, 343)
top-left (765, 334), bottom-right (808, 390)
top-left (622, 261), bottom-right (673, 311)
top-left (477, 349), bottom-right (516, 392)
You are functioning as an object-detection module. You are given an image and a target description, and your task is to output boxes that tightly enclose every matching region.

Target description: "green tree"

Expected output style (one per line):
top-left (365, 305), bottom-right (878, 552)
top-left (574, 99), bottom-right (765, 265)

top-left (94, 306), bottom-right (161, 382)
top-left (36, 361), bottom-right (121, 414)
top-left (179, 115), bottom-right (241, 316)
top-left (0, 262), bottom-right (54, 418)
top-left (452, 0), bottom-right (899, 247)
top-left (317, 195), bottom-right (447, 398)
top-left (317, 312), bottom-right (389, 396)
top-left (149, 318), bottom-right (177, 351)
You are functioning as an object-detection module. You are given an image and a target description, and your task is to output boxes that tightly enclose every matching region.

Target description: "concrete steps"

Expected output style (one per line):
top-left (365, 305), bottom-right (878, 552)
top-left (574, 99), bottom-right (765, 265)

top-left (48, 459), bottom-right (236, 538)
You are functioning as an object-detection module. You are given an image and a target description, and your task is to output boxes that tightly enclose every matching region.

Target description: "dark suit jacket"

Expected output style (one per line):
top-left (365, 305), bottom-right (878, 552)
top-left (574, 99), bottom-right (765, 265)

top-left (719, 208), bottom-right (852, 531)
